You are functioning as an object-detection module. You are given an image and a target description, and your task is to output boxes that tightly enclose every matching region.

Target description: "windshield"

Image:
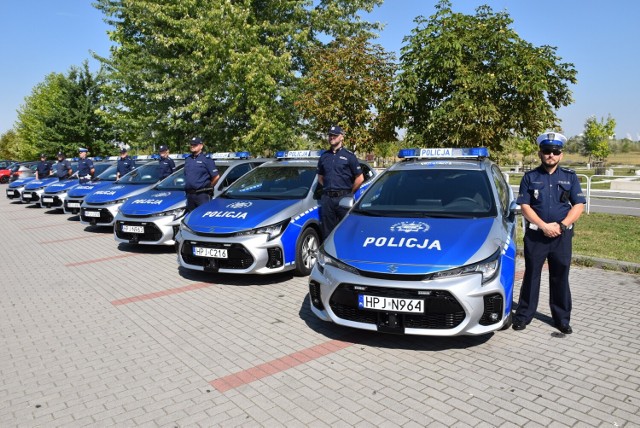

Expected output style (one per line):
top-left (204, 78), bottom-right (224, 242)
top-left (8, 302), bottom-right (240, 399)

top-left (96, 165), bottom-right (118, 181)
top-left (355, 169), bottom-right (496, 218)
top-left (119, 163), bottom-right (163, 184)
top-left (223, 165), bottom-right (316, 200)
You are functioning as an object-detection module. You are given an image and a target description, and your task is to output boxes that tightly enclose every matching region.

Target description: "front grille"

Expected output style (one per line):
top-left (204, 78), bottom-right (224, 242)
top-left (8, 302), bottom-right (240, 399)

top-left (329, 283), bottom-right (466, 330)
top-left (80, 208), bottom-right (113, 224)
top-left (479, 293), bottom-right (504, 326)
top-left (64, 199), bottom-right (83, 212)
top-left (181, 241), bottom-right (254, 270)
top-left (115, 221), bottom-right (164, 242)
top-left (23, 191), bottom-right (40, 201)
top-left (42, 195), bottom-right (64, 207)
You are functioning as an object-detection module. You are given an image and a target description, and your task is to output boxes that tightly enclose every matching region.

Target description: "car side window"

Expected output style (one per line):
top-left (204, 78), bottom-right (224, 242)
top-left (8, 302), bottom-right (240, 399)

top-left (491, 165), bottom-right (510, 216)
top-left (220, 163), bottom-right (252, 189)
top-left (359, 163), bottom-right (375, 181)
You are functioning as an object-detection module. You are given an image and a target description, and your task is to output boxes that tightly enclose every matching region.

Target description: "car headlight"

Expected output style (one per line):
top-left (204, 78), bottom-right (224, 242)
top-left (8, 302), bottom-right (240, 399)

top-left (317, 246), bottom-right (360, 276)
top-left (180, 216), bottom-right (196, 234)
top-left (107, 198), bottom-right (128, 206)
top-left (431, 249), bottom-right (500, 284)
top-left (151, 208), bottom-right (185, 221)
top-left (233, 218), bottom-right (290, 241)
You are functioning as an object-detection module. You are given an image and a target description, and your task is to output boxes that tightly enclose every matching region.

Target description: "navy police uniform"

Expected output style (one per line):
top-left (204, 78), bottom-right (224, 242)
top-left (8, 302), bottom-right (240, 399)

top-left (54, 154), bottom-right (72, 181)
top-left (158, 145), bottom-right (175, 180)
top-left (317, 126), bottom-right (362, 239)
top-left (514, 132), bottom-right (586, 331)
top-left (36, 156), bottom-right (52, 179)
top-left (184, 140), bottom-right (219, 212)
top-left (117, 151), bottom-right (135, 178)
top-left (77, 148), bottom-right (95, 183)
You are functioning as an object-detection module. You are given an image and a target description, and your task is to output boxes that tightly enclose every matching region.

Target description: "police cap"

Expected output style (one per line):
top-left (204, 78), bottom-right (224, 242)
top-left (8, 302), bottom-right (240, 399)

top-left (79, 147), bottom-right (89, 153)
top-left (328, 125), bottom-right (344, 136)
top-left (189, 137), bottom-right (203, 145)
top-left (158, 145), bottom-right (169, 152)
top-left (536, 132), bottom-right (567, 148)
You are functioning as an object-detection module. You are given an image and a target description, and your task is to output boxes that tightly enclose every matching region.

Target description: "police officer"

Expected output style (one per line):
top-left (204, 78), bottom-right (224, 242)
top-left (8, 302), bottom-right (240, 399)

top-left (54, 152), bottom-right (72, 181)
top-left (513, 132), bottom-right (586, 334)
top-left (35, 153), bottom-right (52, 179)
top-left (317, 125), bottom-right (364, 240)
top-left (116, 148), bottom-right (135, 179)
top-left (158, 145), bottom-right (175, 180)
top-left (77, 148), bottom-right (95, 183)
top-left (184, 137), bottom-right (219, 212)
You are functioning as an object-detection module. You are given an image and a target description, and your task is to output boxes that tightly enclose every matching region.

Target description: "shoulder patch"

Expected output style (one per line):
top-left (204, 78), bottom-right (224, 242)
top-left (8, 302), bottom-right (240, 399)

top-left (560, 167), bottom-right (576, 174)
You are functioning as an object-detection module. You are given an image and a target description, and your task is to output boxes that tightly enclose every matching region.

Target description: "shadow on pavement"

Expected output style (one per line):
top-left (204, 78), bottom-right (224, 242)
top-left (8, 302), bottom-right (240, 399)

top-left (177, 266), bottom-right (295, 286)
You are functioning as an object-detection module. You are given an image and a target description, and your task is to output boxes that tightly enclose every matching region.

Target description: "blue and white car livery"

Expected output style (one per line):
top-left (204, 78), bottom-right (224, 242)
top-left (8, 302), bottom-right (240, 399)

top-left (176, 150), bottom-right (376, 276)
top-left (309, 147), bottom-right (517, 336)
top-left (64, 163), bottom-right (120, 214)
top-left (80, 161), bottom-right (184, 226)
top-left (114, 152), bottom-right (269, 246)
top-left (41, 161), bottom-right (114, 210)
top-left (21, 162), bottom-right (78, 205)
top-left (6, 176), bottom-right (37, 200)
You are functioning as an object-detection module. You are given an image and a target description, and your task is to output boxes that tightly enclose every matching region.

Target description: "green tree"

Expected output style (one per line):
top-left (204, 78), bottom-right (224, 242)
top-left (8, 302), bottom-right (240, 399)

top-left (394, 0), bottom-right (577, 153)
top-left (0, 129), bottom-right (21, 160)
top-left (94, 0), bottom-right (383, 155)
top-left (16, 61), bottom-right (114, 158)
top-left (582, 115), bottom-right (615, 163)
top-left (295, 35), bottom-right (397, 155)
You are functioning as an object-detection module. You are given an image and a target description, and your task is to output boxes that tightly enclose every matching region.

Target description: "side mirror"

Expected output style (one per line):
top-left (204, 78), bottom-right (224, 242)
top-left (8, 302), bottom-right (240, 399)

top-left (508, 200), bottom-right (520, 222)
top-left (339, 196), bottom-right (354, 209)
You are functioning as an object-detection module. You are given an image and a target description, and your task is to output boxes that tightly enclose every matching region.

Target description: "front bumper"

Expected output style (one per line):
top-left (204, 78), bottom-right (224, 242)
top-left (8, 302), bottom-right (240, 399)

top-left (6, 187), bottom-right (25, 200)
top-left (114, 213), bottom-right (183, 246)
top-left (64, 197), bottom-right (84, 214)
top-left (21, 189), bottom-right (44, 204)
top-left (41, 192), bottom-right (67, 209)
top-left (80, 203), bottom-right (120, 226)
top-left (176, 229), bottom-right (288, 274)
top-left (308, 263), bottom-right (510, 336)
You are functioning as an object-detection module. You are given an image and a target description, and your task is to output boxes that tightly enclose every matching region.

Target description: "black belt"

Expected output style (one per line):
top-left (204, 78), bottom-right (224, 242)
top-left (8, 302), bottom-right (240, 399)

top-left (324, 189), bottom-right (351, 197)
top-left (186, 187), bottom-right (213, 195)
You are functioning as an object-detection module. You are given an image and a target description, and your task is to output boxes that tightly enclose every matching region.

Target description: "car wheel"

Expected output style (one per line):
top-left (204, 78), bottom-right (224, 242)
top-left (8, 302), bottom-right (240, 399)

top-left (294, 227), bottom-right (319, 276)
top-left (0, 176), bottom-right (8, 184)
top-left (500, 312), bottom-right (513, 330)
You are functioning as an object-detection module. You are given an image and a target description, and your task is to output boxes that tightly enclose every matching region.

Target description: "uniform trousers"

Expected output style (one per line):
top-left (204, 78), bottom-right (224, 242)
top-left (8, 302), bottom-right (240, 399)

top-left (186, 192), bottom-right (211, 212)
top-left (320, 193), bottom-right (350, 240)
top-left (515, 228), bottom-right (574, 326)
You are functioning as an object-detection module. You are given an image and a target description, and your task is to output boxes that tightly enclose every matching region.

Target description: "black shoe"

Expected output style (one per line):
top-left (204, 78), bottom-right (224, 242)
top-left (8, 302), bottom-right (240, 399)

top-left (557, 324), bottom-right (573, 334)
top-left (512, 319), bottom-right (527, 331)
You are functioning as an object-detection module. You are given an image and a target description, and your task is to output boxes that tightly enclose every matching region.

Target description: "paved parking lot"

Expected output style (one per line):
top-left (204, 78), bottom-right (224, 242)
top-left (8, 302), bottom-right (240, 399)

top-left (1, 194), bottom-right (639, 427)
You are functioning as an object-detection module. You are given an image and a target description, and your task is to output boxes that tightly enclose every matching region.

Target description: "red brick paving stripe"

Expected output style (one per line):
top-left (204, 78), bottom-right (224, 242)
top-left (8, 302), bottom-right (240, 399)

top-left (210, 339), bottom-right (353, 393)
top-left (65, 253), bottom-right (143, 267)
top-left (40, 234), bottom-right (107, 244)
top-left (22, 223), bottom-right (65, 230)
top-left (111, 282), bottom-right (213, 306)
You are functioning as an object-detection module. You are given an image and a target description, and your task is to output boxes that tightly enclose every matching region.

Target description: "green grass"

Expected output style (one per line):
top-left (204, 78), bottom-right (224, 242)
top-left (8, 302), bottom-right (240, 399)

top-left (516, 213), bottom-right (640, 265)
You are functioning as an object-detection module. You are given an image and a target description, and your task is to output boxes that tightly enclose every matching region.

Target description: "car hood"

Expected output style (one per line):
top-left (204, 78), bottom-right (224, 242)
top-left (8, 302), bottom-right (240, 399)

top-left (185, 198), bottom-right (302, 234)
top-left (44, 179), bottom-right (79, 194)
top-left (67, 181), bottom-right (114, 197)
top-left (120, 190), bottom-right (185, 215)
top-left (84, 183), bottom-right (155, 203)
top-left (9, 177), bottom-right (36, 188)
top-left (325, 215), bottom-right (501, 275)
top-left (24, 177), bottom-right (58, 189)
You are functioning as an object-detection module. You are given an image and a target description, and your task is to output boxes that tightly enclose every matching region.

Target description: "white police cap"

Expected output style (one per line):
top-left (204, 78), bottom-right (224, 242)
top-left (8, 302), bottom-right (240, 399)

top-left (536, 132), bottom-right (567, 148)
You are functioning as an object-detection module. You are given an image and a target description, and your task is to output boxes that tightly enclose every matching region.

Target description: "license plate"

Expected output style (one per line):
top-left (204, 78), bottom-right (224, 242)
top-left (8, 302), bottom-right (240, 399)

top-left (193, 246), bottom-right (228, 258)
top-left (122, 225), bottom-right (145, 234)
top-left (68, 202), bottom-right (81, 208)
top-left (358, 295), bottom-right (424, 313)
top-left (84, 210), bottom-right (101, 218)
top-left (43, 197), bottom-right (54, 203)
top-left (23, 193), bottom-right (31, 199)
top-left (7, 190), bottom-right (14, 196)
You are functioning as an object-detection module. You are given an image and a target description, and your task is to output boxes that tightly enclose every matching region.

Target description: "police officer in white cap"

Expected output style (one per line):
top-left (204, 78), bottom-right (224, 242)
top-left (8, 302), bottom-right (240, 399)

top-left (77, 147), bottom-right (95, 183)
top-left (512, 132), bottom-right (586, 334)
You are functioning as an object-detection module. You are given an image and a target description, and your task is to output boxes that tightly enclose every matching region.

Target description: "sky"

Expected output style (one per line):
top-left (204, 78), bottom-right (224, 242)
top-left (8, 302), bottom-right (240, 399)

top-left (1, 0), bottom-right (639, 140)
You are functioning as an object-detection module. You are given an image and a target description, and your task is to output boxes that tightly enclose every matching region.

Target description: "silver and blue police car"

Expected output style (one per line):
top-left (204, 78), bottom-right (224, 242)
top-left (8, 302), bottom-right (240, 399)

top-left (176, 150), bottom-right (376, 276)
top-left (41, 161), bottom-right (114, 210)
top-left (309, 147), bottom-right (518, 336)
top-left (6, 176), bottom-right (37, 201)
top-left (21, 162), bottom-right (79, 205)
top-left (80, 160), bottom-right (184, 226)
top-left (114, 152), bottom-right (269, 246)
top-left (63, 163), bottom-right (119, 214)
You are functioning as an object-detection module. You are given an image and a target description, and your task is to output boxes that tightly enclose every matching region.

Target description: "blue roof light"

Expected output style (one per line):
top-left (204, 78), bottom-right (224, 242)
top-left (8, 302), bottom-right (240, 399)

top-left (398, 147), bottom-right (489, 159)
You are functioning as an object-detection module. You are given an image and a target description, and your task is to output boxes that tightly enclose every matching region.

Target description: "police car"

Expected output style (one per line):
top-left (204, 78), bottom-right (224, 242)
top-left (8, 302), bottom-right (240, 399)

top-left (114, 152), bottom-right (269, 246)
top-left (64, 163), bottom-right (119, 214)
top-left (176, 150), bottom-right (376, 276)
top-left (80, 160), bottom-right (185, 226)
top-left (21, 162), bottom-right (79, 205)
top-left (309, 147), bottom-right (517, 336)
top-left (6, 176), bottom-right (37, 200)
top-left (41, 161), bottom-right (114, 210)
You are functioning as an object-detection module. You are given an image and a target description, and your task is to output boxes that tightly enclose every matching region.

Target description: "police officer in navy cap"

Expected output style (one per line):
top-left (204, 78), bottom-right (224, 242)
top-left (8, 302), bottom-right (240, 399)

top-left (184, 137), bottom-right (219, 212)
top-left (116, 147), bottom-right (135, 180)
top-left (512, 132), bottom-right (586, 334)
top-left (77, 147), bottom-right (95, 183)
top-left (317, 124), bottom-right (364, 240)
top-left (54, 151), bottom-right (72, 181)
top-left (158, 145), bottom-right (175, 180)
top-left (35, 153), bottom-right (52, 179)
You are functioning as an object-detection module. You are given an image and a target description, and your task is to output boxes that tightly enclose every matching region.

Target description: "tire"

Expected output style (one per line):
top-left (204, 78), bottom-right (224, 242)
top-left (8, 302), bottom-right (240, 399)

top-left (500, 311), bottom-right (513, 330)
top-left (0, 176), bottom-right (8, 184)
top-left (294, 227), bottom-right (319, 276)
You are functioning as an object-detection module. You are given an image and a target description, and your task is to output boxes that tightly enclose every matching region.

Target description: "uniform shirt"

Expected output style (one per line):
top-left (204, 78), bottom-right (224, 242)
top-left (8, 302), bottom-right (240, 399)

top-left (55, 159), bottom-right (72, 178)
top-left (317, 147), bottom-right (362, 191)
top-left (117, 156), bottom-right (135, 177)
top-left (159, 157), bottom-right (176, 180)
top-left (516, 165), bottom-right (586, 223)
top-left (36, 160), bottom-right (52, 177)
top-left (184, 152), bottom-right (219, 191)
top-left (78, 157), bottom-right (94, 177)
